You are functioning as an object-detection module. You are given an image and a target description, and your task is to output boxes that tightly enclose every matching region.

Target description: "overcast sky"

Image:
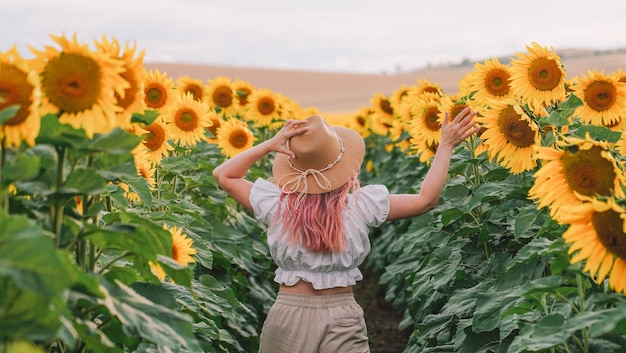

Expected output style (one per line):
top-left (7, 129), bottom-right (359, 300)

top-left (2, 0), bottom-right (626, 74)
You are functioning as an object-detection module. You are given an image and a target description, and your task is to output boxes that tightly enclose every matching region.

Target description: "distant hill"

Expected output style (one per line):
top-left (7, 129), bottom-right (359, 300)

top-left (145, 49), bottom-right (626, 114)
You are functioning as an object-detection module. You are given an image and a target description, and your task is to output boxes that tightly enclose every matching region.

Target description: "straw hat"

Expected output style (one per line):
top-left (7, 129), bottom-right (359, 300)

top-left (272, 115), bottom-right (365, 196)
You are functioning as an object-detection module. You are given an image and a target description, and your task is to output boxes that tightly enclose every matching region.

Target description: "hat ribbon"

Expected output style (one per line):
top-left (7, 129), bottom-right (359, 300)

top-left (278, 138), bottom-right (345, 208)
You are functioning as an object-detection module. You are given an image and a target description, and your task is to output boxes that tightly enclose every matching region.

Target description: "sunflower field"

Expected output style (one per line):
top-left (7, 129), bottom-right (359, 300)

top-left (2, 33), bottom-right (626, 353)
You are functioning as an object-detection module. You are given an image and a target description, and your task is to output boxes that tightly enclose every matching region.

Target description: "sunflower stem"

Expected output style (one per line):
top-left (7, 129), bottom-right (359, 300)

top-left (576, 273), bottom-right (590, 352)
top-left (97, 250), bottom-right (132, 274)
top-left (52, 146), bottom-right (67, 248)
top-left (0, 138), bottom-right (7, 215)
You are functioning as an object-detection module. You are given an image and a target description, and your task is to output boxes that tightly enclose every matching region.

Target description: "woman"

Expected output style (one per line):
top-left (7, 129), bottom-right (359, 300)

top-left (212, 108), bottom-right (479, 352)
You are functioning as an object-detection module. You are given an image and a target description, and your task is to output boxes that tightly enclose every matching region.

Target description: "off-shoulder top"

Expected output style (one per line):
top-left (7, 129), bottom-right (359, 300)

top-left (249, 178), bottom-right (390, 290)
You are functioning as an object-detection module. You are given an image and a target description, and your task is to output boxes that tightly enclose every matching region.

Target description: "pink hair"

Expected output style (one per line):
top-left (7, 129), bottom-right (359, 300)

top-left (275, 175), bottom-right (360, 252)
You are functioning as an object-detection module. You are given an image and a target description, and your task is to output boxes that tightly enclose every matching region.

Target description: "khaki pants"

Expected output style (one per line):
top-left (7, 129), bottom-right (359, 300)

top-left (258, 292), bottom-right (370, 353)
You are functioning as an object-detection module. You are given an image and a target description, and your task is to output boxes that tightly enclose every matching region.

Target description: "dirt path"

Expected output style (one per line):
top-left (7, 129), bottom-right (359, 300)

top-left (354, 268), bottom-right (411, 353)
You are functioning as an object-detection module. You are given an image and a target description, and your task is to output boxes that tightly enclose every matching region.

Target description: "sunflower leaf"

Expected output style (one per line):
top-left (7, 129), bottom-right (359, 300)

top-left (0, 104), bottom-right (19, 124)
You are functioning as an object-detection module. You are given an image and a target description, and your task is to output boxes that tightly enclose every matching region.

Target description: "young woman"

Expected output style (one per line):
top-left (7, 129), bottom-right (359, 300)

top-left (212, 108), bottom-right (479, 352)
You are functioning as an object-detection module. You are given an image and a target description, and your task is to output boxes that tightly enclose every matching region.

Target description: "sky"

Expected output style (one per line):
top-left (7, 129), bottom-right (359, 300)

top-left (2, 0), bottom-right (626, 74)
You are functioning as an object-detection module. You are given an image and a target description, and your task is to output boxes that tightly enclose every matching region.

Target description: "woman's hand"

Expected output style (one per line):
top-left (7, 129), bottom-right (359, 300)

top-left (439, 107), bottom-right (480, 150)
top-left (268, 119), bottom-right (309, 159)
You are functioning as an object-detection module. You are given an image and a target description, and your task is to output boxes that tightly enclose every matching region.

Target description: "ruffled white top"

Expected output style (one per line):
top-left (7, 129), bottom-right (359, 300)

top-left (250, 178), bottom-right (390, 290)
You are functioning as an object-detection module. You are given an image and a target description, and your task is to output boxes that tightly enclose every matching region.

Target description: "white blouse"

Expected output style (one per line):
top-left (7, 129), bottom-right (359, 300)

top-left (249, 178), bottom-right (390, 290)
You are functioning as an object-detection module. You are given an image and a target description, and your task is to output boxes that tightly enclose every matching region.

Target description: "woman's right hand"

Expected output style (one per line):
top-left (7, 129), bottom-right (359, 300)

top-left (269, 119), bottom-right (309, 159)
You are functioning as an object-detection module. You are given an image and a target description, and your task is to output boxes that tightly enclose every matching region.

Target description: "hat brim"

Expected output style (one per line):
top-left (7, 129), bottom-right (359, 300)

top-left (272, 126), bottom-right (365, 194)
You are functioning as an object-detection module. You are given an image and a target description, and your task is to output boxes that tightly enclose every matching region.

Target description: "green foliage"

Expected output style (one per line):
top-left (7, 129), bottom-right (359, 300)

top-left (0, 112), bottom-right (273, 352)
top-left (361, 119), bottom-right (626, 352)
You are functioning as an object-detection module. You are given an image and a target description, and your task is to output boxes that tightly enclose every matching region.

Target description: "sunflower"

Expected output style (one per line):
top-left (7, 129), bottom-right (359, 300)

top-left (559, 197), bottom-right (626, 294)
top-left (390, 85), bottom-right (411, 120)
top-left (477, 98), bottom-right (541, 174)
top-left (348, 106), bottom-right (373, 138)
top-left (135, 118), bottom-right (174, 165)
top-left (528, 134), bottom-right (626, 221)
top-left (410, 132), bottom-right (438, 164)
top-left (509, 42), bottom-right (567, 107)
top-left (205, 76), bottom-right (238, 115)
top-left (413, 79), bottom-right (443, 97)
top-left (143, 69), bottom-right (174, 112)
top-left (232, 78), bottom-right (255, 110)
top-left (176, 75), bottom-right (205, 101)
top-left (205, 110), bottom-right (224, 142)
top-left (133, 149), bottom-right (156, 188)
top-left (570, 69), bottom-right (626, 126)
top-left (94, 36), bottom-right (146, 129)
top-left (246, 88), bottom-right (280, 127)
top-left (467, 58), bottom-right (513, 106)
top-left (30, 33), bottom-right (128, 138)
top-left (408, 95), bottom-right (443, 145)
top-left (0, 46), bottom-right (41, 147)
top-left (114, 181), bottom-right (141, 203)
top-left (369, 93), bottom-right (394, 135)
top-left (216, 118), bottom-right (255, 158)
top-left (164, 92), bottom-right (212, 147)
top-left (150, 224), bottom-right (196, 282)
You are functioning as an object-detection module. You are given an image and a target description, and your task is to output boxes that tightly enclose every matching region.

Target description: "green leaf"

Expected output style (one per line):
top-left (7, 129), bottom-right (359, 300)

top-left (0, 213), bottom-right (74, 295)
top-left (98, 279), bottom-right (201, 351)
top-left (62, 168), bottom-right (108, 195)
top-left (0, 154), bottom-right (40, 186)
top-left (0, 104), bottom-right (19, 124)
top-left (80, 128), bottom-right (142, 155)
top-left (36, 114), bottom-right (89, 147)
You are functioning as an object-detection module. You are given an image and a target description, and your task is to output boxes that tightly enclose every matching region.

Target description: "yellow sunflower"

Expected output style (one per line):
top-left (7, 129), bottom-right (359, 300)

top-left (205, 110), bottom-right (224, 142)
top-left (348, 106), bottom-right (373, 138)
top-left (570, 69), bottom-right (626, 126)
top-left (176, 75), bottom-right (205, 101)
top-left (232, 78), bottom-right (255, 110)
top-left (408, 95), bottom-right (443, 145)
top-left (94, 36), bottom-right (146, 129)
top-left (132, 149), bottom-right (156, 188)
top-left (246, 88), bottom-right (280, 127)
top-left (144, 69), bottom-right (174, 112)
top-left (135, 118), bottom-right (174, 165)
top-left (413, 79), bottom-right (443, 97)
top-left (30, 33), bottom-right (128, 138)
top-left (467, 58), bottom-right (513, 106)
top-left (509, 42), bottom-right (567, 107)
top-left (559, 197), bottom-right (626, 294)
top-left (164, 92), bottom-right (212, 147)
top-left (528, 134), bottom-right (626, 221)
top-left (369, 93), bottom-right (394, 135)
top-left (216, 118), bottom-right (255, 158)
top-left (150, 224), bottom-right (196, 282)
top-left (410, 132), bottom-right (437, 164)
top-left (0, 46), bottom-right (41, 147)
top-left (205, 76), bottom-right (238, 115)
top-left (477, 98), bottom-right (541, 174)
top-left (390, 85), bottom-right (411, 120)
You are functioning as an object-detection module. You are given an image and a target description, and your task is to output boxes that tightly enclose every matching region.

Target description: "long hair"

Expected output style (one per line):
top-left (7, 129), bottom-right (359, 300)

top-left (274, 175), bottom-right (360, 252)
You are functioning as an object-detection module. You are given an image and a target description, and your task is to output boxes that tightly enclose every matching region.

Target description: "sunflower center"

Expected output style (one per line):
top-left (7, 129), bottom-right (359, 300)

top-left (0, 65), bottom-right (33, 126)
top-left (175, 110), bottom-right (198, 132)
top-left (584, 80), bottom-right (617, 112)
top-left (423, 87), bottom-right (439, 95)
top-left (497, 105), bottom-right (536, 147)
top-left (424, 106), bottom-right (441, 131)
top-left (184, 84), bottom-right (203, 101)
top-left (592, 209), bottom-right (626, 259)
top-left (145, 85), bottom-right (167, 109)
top-left (42, 52), bottom-right (101, 113)
top-left (485, 69), bottom-right (511, 97)
top-left (115, 68), bottom-right (139, 109)
top-left (236, 88), bottom-right (251, 106)
top-left (143, 124), bottom-right (166, 152)
top-left (257, 97), bottom-right (275, 115)
top-left (213, 86), bottom-right (233, 108)
top-left (562, 145), bottom-right (617, 197)
top-left (380, 98), bottom-right (393, 115)
top-left (527, 57), bottom-right (563, 91)
top-left (229, 130), bottom-right (249, 148)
